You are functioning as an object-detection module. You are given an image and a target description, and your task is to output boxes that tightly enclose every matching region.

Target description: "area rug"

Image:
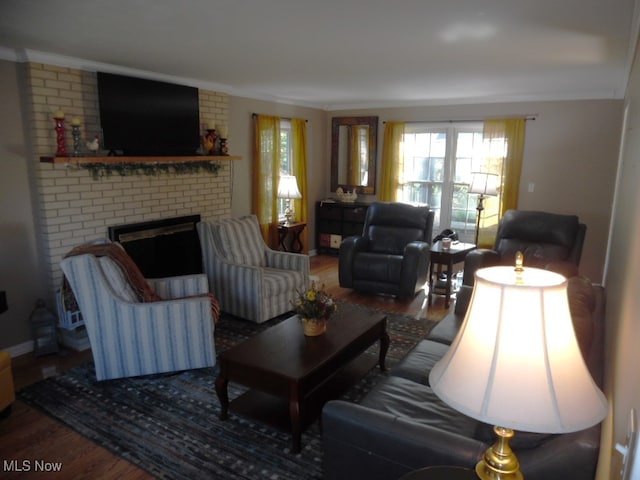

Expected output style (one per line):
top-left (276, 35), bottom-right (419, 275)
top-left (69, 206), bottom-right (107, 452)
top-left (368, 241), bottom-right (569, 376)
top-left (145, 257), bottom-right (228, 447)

top-left (19, 302), bottom-right (438, 480)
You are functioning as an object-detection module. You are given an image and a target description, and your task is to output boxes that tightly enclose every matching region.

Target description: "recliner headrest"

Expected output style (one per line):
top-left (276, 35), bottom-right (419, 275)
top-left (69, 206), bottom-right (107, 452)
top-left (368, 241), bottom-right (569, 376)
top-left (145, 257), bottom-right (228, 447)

top-left (497, 210), bottom-right (580, 249)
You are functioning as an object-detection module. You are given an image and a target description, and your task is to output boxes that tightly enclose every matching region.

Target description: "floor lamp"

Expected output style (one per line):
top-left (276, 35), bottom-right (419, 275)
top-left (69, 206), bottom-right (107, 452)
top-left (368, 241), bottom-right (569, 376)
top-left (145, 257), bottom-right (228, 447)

top-left (469, 172), bottom-right (498, 246)
top-left (429, 259), bottom-right (608, 479)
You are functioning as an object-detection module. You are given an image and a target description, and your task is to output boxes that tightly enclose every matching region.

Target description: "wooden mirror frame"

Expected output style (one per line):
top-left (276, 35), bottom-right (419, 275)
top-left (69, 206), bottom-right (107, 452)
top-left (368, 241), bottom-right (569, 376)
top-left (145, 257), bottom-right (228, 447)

top-left (331, 116), bottom-right (378, 195)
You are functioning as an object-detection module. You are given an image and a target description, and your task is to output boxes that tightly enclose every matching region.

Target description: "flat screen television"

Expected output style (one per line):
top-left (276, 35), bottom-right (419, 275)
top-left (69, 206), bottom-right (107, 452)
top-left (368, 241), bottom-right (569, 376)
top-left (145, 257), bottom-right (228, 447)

top-left (97, 72), bottom-right (200, 156)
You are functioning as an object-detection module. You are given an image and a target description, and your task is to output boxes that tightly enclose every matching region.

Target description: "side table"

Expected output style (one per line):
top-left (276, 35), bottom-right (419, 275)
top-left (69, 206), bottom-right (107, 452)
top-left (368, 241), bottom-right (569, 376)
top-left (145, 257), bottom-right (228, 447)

top-left (399, 466), bottom-right (476, 480)
top-left (429, 241), bottom-right (475, 308)
top-left (278, 221), bottom-right (306, 253)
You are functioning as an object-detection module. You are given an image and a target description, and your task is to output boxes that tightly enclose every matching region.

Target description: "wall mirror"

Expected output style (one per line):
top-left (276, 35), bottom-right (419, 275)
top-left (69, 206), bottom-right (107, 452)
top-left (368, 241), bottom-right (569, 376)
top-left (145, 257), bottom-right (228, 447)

top-left (331, 116), bottom-right (378, 195)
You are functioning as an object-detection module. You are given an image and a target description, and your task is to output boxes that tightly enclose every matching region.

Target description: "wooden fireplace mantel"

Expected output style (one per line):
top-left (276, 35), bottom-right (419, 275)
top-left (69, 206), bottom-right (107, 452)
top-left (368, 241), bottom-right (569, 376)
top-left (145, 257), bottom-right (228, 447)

top-left (40, 155), bottom-right (241, 164)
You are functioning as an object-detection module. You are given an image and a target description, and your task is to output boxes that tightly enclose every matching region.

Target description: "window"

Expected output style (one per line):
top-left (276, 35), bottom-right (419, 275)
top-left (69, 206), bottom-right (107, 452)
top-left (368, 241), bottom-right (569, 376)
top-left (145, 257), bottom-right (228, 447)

top-left (400, 123), bottom-right (485, 242)
top-left (277, 119), bottom-right (292, 220)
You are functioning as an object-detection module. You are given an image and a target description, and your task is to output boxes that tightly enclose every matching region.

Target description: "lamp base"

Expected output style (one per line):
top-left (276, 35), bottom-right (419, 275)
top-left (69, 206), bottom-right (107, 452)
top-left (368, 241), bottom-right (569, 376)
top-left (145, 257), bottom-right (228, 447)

top-left (475, 426), bottom-right (523, 480)
top-left (284, 205), bottom-right (294, 226)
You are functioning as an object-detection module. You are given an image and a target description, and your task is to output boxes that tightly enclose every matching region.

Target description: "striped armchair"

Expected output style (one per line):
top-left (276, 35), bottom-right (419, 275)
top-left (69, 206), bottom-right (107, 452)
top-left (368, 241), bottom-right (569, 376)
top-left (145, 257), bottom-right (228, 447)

top-left (197, 215), bottom-right (310, 323)
top-left (60, 251), bottom-right (216, 381)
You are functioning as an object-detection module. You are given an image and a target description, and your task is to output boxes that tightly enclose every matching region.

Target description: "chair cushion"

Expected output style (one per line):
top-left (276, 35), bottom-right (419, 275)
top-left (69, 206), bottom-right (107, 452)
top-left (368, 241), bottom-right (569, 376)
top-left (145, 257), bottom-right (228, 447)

top-left (98, 257), bottom-right (138, 302)
top-left (363, 203), bottom-right (432, 255)
top-left (495, 240), bottom-right (571, 268)
top-left (353, 252), bottom-right (403, 283)
top-left (494, 210), bottom-right (580, 266)
top-left (214, 216), bottom-right (265, 267)
top-left (367, 225), bottom-right (426, 255)
top-left (391, 340), bottom-right (450, 385)
top-left (262, 268), bottom-right (305, 297)
top-left (361, 376), bottom-right (478, 438)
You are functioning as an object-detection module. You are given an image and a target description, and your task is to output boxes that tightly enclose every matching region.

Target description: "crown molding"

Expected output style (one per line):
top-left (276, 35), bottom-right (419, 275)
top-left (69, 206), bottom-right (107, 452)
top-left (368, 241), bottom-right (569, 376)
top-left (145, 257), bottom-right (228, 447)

top-left (0, 47), bottom-right (325, 110)
top-left (0, 46), bottom-right (628, 112)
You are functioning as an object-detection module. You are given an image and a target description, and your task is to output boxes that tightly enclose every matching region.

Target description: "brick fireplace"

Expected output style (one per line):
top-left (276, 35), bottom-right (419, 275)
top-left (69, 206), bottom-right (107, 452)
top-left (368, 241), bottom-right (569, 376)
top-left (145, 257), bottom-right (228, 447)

top-left (23, 62), bottom-right (232, 302)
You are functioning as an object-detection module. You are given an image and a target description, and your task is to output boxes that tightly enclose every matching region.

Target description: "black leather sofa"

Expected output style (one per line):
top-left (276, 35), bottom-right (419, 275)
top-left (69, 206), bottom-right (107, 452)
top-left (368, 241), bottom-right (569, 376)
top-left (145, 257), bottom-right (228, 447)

top-left (322, 274), bottom-right (604, 480)
top-left (338, 202), bottom-right (435, 299)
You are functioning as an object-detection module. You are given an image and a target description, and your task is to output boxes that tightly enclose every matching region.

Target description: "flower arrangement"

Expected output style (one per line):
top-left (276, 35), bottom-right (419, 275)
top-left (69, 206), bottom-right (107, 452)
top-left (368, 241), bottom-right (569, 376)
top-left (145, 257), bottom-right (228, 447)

top-left (292, 281), bottom-right (337, 322)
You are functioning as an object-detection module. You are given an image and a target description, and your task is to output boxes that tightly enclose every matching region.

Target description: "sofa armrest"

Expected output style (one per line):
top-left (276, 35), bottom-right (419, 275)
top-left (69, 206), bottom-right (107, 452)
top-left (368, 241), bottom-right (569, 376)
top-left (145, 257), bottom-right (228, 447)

top-left (517, 426), bottom-right (601, 480)
top-left (322, 400), bottom-right (486, 480)
top-left (147, 273), bottom-right (209, 299)
top-left (398, 241), bottom-right (430, 297)
top-left (338, 236), bottom-right (369, 288)
top-left (265, 249), bottom-right (310, 277)
top-left (462, 248), bottom-right (500, 285)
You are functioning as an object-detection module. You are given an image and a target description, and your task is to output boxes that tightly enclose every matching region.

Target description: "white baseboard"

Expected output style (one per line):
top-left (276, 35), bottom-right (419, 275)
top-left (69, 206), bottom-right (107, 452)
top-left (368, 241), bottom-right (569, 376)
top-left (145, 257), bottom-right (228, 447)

top-left (5, 340), bottom-right (33, 358)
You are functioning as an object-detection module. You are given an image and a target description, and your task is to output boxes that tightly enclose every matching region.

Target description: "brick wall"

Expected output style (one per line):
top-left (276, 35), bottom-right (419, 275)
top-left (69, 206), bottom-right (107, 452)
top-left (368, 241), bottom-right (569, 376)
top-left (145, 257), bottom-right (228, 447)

top-left (23, 63), bottom-right (233, 300)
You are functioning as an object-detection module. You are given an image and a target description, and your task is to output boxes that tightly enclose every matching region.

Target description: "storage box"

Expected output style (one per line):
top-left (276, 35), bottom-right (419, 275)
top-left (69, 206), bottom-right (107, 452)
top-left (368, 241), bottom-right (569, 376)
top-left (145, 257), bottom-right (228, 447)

top-left (55, 289), bottom-right (89, 351)
top-left (56, 289), bottom-right (84, 330)
top-left (58, 327), bottom-right (90, 351)
top-left (319, 233), bottom-right (331, 247)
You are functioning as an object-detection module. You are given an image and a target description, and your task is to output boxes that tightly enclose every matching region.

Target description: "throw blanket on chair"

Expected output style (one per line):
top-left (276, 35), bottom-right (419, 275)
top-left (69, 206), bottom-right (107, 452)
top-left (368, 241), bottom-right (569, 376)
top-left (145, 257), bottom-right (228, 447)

top-left (61, 242), bottom-right (220, 322)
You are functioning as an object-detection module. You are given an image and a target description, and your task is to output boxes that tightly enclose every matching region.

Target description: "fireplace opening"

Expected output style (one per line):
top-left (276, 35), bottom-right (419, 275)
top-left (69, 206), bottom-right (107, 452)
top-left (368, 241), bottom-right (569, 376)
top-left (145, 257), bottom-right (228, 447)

top-left (108, 215), bottom-right (202, 278)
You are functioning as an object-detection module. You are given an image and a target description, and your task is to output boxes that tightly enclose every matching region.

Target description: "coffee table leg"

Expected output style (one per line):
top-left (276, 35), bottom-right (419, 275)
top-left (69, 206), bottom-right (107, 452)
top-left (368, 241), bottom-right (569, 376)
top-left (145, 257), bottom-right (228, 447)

top-left (215, 368), bottom-right (229, 421)
top-left (289, 383), bottom-right (302, 453)
top-left (379, 329), bottom-right (390, 371)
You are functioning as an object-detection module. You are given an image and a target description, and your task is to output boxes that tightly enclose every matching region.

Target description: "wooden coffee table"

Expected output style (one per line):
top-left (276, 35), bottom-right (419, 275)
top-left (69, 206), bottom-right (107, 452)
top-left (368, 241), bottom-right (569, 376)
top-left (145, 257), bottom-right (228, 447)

top-left (215, 303), bottom-right (389, 452)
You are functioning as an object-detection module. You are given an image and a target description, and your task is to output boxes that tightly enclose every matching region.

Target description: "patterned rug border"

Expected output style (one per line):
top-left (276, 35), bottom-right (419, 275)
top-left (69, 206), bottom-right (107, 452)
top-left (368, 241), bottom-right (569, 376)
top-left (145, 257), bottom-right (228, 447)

top-left (18, 301), bottom-right (439, 480)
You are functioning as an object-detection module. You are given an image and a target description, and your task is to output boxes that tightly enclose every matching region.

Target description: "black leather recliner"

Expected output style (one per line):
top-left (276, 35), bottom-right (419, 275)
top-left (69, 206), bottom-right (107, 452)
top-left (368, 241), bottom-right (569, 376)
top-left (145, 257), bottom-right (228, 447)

top-left (338, 202), bottom-right (435, 299)
top-left (456, 209), bottom-right (587, 312)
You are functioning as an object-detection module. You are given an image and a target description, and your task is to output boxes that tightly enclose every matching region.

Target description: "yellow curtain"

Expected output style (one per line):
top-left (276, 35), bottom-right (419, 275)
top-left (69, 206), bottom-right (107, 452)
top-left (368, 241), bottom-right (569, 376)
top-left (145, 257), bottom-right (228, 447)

top-left (379, 121), bottom-right (406, 201)
top-left (291, 118), bottom-right (308, 252)
top-left (479, 118), bottom-right (526, 247)
top-left (252, 114), bottom-right (281, 247)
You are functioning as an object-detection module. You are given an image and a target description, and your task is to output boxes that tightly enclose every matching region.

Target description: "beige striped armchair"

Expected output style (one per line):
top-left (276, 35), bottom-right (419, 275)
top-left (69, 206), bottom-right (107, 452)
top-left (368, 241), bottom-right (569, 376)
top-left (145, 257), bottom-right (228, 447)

top-left (60, 246), bottom-right (217, 381)
top-left (197, 215), bottom-right (310, 323)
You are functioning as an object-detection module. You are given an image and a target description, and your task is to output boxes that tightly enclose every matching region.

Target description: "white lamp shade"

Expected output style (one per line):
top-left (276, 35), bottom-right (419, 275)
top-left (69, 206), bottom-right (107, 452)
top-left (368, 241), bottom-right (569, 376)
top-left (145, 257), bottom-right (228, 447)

top-left (469, 172), bottom-right (499, 196)
top-left (277, 175), bottom-right (302, 199)
top-left (429, 266), bottom-right (607, 434)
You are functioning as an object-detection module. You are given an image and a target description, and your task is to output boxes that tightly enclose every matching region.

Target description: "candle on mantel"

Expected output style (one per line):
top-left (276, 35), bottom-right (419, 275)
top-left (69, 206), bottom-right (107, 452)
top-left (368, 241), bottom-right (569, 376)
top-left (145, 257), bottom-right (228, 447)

top-left (207, 121), bottom-right (216, 131)
top-left (54, 110), bottom-right (65, 119)
top-left (217, 125), bottom-right (228, 138)
top-left (71, 117), bottom-right (81, 126)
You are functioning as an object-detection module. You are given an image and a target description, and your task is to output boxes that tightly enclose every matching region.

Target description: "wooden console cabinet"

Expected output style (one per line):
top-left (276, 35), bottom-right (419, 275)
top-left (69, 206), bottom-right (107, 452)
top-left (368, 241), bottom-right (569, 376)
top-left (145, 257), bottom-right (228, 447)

top-left (316, 201), bottom-right (370, 254)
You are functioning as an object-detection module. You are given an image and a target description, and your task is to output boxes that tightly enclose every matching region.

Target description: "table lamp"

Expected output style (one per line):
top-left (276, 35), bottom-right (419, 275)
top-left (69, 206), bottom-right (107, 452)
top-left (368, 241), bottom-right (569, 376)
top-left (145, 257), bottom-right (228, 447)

top-left (277, 175), bottom-right (302, 225)
top-left (429, 256), bottom-right (608, 479)
top-left (468, 172), bottom-right (499, 246)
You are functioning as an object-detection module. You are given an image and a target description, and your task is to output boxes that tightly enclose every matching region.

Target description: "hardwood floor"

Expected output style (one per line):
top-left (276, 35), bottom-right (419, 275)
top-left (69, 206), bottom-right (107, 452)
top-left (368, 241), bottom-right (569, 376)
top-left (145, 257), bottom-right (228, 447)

top-left (0, 255), bottom-right (451, 479)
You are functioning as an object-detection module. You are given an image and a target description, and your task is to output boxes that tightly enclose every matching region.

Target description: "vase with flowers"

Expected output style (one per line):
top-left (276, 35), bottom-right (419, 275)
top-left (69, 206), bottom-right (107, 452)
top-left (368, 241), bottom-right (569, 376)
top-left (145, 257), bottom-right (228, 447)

top-left (291, 281), bottom-right (337, 336)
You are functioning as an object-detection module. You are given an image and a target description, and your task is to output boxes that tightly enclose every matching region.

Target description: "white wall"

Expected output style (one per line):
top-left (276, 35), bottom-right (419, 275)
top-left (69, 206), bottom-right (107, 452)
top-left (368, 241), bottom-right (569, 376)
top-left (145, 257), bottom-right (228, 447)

top-left (228, 95), bottom-right (327, 250)
top-left (313, 100), bottom-right (623, 283)
top-left (598, 30), bottom-right (640, 479)
top-left (0, 60), bottom-right (47, 350)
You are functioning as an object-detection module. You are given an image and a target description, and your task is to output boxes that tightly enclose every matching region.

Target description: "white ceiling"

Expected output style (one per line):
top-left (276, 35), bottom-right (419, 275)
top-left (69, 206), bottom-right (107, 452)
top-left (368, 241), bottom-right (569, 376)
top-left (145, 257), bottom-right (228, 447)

top-left (0, 0), bottom-right (638, 110)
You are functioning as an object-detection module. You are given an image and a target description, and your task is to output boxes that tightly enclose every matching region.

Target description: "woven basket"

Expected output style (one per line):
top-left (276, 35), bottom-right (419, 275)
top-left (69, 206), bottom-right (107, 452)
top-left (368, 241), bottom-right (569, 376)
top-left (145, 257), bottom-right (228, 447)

top-left (302, 318), bottom-right (327, 336)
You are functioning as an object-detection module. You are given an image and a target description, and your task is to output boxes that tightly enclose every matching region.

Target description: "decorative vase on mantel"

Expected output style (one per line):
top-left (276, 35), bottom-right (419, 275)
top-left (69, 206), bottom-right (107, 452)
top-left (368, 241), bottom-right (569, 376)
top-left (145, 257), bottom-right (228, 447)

top-left (302, 318), bottom-right (327, 337)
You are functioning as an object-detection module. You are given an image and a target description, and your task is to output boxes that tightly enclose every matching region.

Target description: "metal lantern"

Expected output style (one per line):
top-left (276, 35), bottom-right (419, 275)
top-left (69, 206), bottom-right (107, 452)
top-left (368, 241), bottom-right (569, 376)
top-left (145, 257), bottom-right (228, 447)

top-left (30, 299), bottom-right (59, 356)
